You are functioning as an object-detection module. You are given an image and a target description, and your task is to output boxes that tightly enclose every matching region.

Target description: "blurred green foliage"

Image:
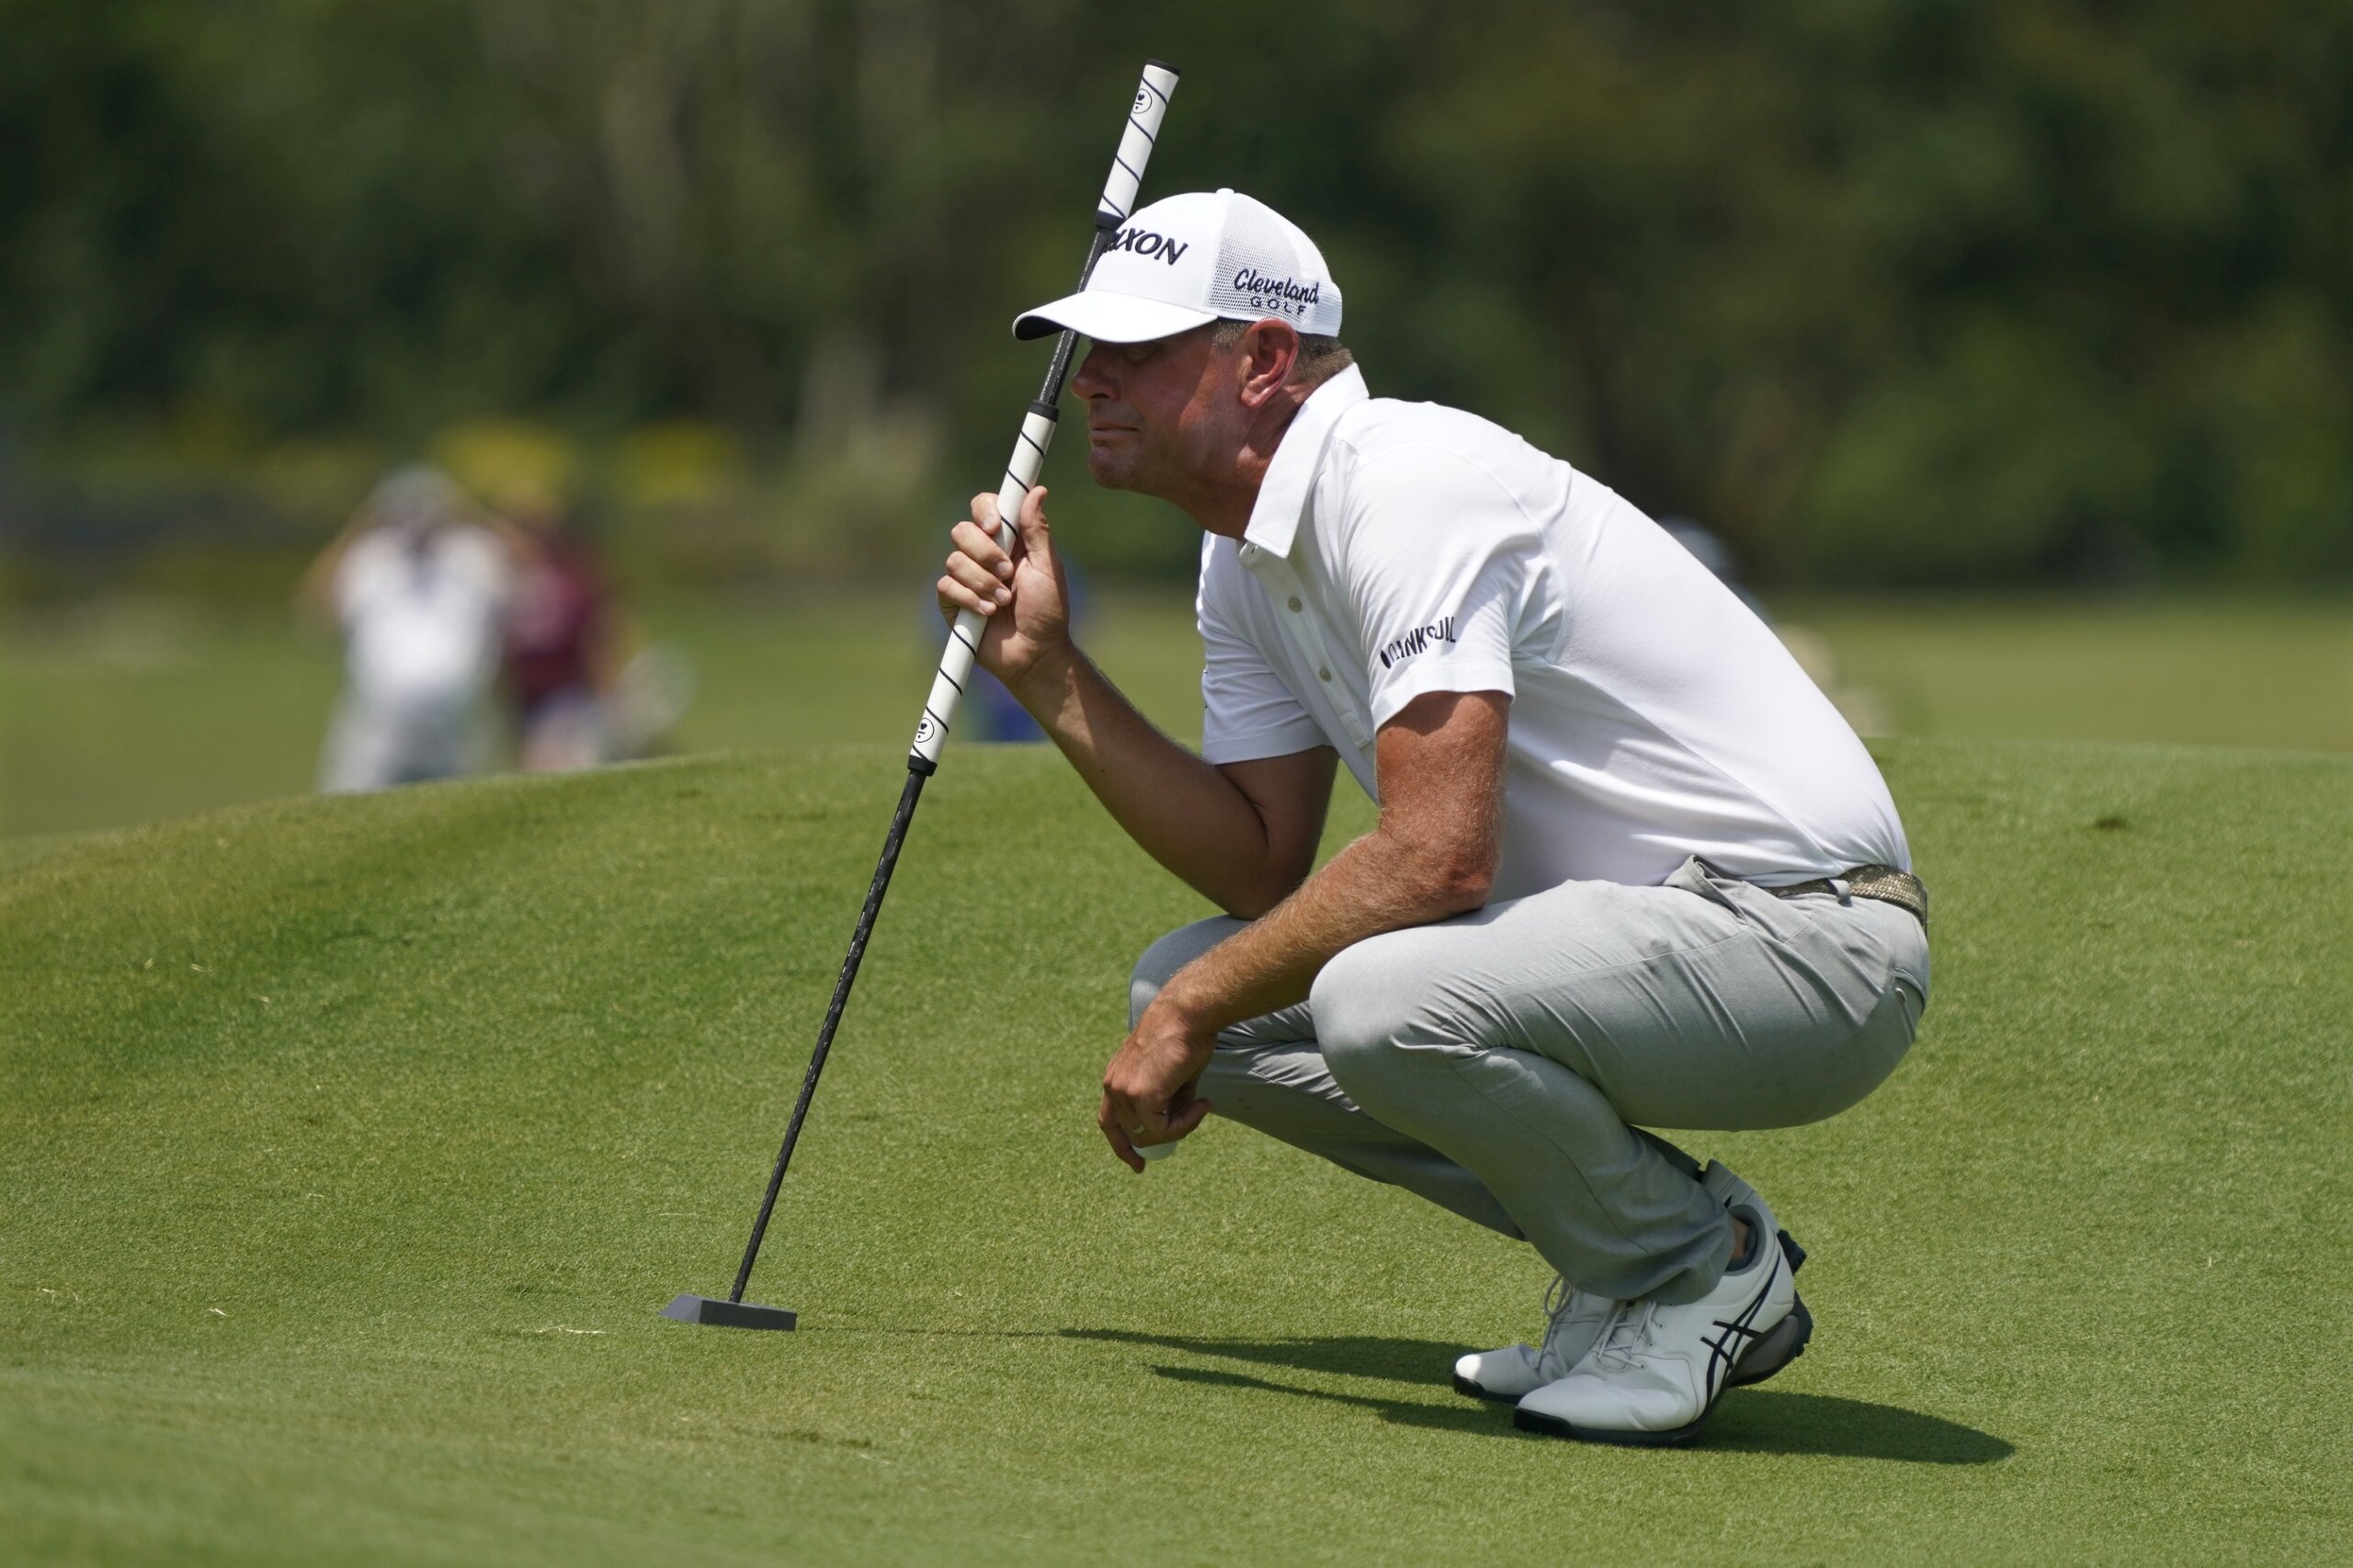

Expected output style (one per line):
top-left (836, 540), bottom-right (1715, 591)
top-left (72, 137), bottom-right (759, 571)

top-left (2, 0), bottom-right (2348, 588)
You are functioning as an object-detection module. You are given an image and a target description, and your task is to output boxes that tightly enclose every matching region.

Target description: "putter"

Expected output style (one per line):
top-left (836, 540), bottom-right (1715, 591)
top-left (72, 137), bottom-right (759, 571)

top-left (664, 58), bottom-right (1182, 1334)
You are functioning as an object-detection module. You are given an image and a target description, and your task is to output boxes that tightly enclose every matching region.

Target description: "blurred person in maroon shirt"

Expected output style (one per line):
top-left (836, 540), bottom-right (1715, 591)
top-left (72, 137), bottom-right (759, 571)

top-left (502, 505), bottom-right (620, 771)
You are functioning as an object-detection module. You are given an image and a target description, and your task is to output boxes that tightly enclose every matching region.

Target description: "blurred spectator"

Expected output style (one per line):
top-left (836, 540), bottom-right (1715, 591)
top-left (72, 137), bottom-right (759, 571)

top-left (502, 503), bottom-right (618, 772)
top-left (299, 466), bottom-right (511, 792)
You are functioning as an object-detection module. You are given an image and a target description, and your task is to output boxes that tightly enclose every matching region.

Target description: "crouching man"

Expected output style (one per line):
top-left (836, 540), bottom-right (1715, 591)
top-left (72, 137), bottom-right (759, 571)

top-left (937, 189), bottom-right (1930, 1446)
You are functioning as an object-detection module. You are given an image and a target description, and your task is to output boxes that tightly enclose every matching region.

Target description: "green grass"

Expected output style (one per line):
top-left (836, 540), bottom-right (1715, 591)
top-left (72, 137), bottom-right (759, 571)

top-left (5, 590), bottom-right (2346, 838)
top-left (6, 737), bottom-right (2349, 1563)
top-left (1779, 597), bottom-right (2353, 753)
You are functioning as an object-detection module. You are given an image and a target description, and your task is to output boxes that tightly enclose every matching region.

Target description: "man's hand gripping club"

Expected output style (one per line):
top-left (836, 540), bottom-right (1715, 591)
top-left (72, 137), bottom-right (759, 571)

top-left (936, 484), bottom-right (1070, 698)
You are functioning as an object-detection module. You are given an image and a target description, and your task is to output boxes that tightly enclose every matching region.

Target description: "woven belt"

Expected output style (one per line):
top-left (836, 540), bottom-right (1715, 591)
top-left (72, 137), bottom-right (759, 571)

top-left (1768, 864), bottom-right (1928, 929)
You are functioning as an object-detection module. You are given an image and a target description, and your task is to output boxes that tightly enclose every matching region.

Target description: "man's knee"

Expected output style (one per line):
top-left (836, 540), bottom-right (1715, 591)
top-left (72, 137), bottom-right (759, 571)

top-left (1129, 916), bottom-right (1249, 1028)
top-left (1310, 929), bottom-right (1456, 1089)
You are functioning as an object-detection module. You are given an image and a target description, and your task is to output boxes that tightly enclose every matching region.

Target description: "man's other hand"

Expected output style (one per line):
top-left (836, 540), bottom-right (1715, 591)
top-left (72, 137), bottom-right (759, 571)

top-left (1097, 1001), bottom-right (1216, 1174)
top-left (937, 484), bottom-right (1071, 692)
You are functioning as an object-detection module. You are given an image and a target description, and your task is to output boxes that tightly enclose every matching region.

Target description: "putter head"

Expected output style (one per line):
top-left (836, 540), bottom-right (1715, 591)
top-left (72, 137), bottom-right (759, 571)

top-left (661, 1292), bottom-right (798, 1332)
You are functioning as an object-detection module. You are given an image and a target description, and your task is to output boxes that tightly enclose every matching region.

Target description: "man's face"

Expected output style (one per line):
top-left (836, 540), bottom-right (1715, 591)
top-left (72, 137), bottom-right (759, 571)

top-left (1071, 324), bottom-right (1238, 497)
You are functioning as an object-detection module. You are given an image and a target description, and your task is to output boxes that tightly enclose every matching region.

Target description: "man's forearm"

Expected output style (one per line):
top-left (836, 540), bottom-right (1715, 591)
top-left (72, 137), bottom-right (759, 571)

top-left (1095, 688), bottom-right (1506, 1163)
top-left (1012, 644), bottom-right (1300, 916)
top-left (1143, 687), bottom-right (1508, 1038)
top-left (1154, 824), bottom-right (1488, 1035)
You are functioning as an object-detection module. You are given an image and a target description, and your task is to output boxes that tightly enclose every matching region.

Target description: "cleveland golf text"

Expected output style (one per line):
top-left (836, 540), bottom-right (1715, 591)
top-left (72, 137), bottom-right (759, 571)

top-left (1232, 267), bottom-right (1322, 318)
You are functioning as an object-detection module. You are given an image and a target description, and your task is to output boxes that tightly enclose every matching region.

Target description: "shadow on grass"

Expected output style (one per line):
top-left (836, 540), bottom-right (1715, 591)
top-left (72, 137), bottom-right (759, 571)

top-left (1062, 1328), bottom-right (2012, 1463)
top-left (1698, 1391), bottom-right (2011, 1464)
top-left (1061, 1327), bottom-right (1466, 1386)
top-left (1150, 1363), bottom-right (1503, 1435)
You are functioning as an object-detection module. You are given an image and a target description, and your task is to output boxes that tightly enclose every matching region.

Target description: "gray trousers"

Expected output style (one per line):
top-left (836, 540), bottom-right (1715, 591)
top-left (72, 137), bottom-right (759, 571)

top-left (1130, 857), bottom-right (1930, 1304)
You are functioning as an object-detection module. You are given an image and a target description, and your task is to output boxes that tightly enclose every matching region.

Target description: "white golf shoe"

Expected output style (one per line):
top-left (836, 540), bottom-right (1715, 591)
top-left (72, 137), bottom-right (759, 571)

top-left (1456, 1162), bottom-right (1810, 1403)
top-left (1452, 1276), bottom-right (1615, 1403)
top-left (1699, 1162), bottom-right (1813, 1389)
top-left (1513, 1187), bottom-right (1798, 1446)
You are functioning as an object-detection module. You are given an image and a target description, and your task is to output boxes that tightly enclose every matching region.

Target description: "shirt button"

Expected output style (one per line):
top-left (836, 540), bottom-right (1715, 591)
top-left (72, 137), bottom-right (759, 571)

top-left (1287, 596), bottom-right (1302, 611)
top-left (1318, 666), bottom-right (1333, 682)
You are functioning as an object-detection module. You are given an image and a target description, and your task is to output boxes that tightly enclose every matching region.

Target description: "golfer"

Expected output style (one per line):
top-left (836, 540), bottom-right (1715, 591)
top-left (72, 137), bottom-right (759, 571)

top-left (937, 189), bottom-right (1930, 1446)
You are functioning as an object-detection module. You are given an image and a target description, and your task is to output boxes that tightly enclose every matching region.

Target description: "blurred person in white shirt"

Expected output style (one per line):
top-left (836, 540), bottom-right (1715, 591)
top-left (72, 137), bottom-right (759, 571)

top-left (300, 465), bottom-right (513, 792)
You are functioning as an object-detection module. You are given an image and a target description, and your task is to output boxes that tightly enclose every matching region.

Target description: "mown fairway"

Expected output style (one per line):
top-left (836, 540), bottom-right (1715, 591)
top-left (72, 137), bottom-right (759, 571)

top-left (5, 737), bottom-right (2348, 1563)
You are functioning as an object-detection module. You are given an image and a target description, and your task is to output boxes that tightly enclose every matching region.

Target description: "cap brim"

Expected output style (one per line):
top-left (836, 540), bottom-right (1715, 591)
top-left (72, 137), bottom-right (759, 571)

top-left (1011, 290), bottom-right (1219, 344)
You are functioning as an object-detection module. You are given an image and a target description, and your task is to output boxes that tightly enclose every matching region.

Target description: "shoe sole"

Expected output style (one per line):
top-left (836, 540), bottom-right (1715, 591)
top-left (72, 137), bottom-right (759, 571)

top-left (1514, 1402), bottom-right (1716, 1447)
top-left (1457, 1233), bottom-right (1811, 1404)
top-left (1453, 1371), bottom-right (1521, 1404)
top-left (1725, 1291), bottom-right (1810, 1388)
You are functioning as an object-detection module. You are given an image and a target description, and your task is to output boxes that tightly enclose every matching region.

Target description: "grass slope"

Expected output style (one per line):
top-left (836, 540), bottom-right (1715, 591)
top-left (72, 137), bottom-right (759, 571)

top-left (4, 740), bottom-right (2348, 1564)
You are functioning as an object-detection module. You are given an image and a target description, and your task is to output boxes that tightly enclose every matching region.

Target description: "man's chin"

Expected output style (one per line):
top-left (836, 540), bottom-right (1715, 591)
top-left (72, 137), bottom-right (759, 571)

top-left (1085, 449), bottom-right (1139, 491)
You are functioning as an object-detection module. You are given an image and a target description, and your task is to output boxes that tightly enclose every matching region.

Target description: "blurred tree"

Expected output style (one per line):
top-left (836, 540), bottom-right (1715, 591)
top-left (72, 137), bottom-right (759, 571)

top-left (0, 0), bottom-right (2346, 586)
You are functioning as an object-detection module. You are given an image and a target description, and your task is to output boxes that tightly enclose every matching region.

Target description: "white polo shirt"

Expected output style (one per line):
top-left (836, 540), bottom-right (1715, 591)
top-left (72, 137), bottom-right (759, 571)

top-left (1197, 366), bottom-right (1910, 898)
top-left (335, 525), bottom-right (511, 714)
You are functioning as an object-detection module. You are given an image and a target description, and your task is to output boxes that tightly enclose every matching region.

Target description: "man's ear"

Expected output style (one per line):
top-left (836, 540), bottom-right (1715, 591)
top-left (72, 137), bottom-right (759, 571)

top-left (1236, 320), bottom-right (1302, 407)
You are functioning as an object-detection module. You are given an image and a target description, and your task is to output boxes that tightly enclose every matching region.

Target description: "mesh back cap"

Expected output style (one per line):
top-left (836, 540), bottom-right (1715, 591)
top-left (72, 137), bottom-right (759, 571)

top-left (1013, 188), bottom-right (1344, 344)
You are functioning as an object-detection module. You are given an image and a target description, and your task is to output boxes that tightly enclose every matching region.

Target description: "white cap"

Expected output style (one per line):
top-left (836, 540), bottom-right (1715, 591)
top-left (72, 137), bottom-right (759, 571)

top-left (1014, 188), bottom-right (1344, 345)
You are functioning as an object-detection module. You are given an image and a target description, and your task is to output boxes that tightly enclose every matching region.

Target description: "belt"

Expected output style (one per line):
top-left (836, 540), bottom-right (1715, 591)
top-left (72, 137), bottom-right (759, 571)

top-left (1768, 864), bottom-right (1928, 929)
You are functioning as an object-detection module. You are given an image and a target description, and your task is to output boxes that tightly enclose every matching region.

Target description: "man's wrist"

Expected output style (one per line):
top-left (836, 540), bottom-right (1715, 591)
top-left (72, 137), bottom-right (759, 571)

top-left (1149, 971), bottom-right (1233, 1043)
top-left (1008, 639), bottom-right (1084, 715)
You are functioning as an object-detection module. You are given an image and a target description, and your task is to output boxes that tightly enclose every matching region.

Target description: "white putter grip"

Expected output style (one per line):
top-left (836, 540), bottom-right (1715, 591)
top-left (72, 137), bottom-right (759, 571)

top-left (1099, 62), bottom-right (1179, 227)
top-left (910, 405), bottom-right (1055, 767)
top-left (907, 62), bottom-right (1178, 769)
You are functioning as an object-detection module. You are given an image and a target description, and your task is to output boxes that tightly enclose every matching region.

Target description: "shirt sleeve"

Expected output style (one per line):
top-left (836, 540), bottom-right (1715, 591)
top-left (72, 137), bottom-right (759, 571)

top-left (332, 533), bottom-right (393, 627)
top-left (1197, 539), bottom-right (1327, 766)
top-left (1339, 447), bottom-right (1529, 727)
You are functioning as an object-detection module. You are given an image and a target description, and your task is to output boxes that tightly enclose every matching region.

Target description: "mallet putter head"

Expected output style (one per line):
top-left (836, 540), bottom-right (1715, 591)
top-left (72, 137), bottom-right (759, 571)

top-left (661, 1292), bottom-right (798, 1332)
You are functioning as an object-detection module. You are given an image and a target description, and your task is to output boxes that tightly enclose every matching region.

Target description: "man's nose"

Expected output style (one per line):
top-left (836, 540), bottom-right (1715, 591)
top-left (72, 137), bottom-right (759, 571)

top-left (1071, 343), bottom-right (1114, 400)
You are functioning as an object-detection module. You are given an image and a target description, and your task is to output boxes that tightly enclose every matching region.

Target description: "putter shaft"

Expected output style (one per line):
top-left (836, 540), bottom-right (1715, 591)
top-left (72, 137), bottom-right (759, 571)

top-left (729, 764), bottom-right (928, 1303)
top-left (696, 59), bottom-right (1179, 1324)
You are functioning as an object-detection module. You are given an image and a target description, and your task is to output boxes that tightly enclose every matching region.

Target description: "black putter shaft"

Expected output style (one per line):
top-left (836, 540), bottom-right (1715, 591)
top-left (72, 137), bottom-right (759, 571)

top-left (723, 257), bottom-right (1108, 1308)
top-left (710, 62), bottom-right (1181, 1315)
top-left (726, 763), bottom-right (926, 1303)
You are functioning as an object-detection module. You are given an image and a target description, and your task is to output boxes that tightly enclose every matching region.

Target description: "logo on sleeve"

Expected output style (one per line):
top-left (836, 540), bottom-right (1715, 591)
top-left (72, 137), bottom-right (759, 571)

top-left (1376, 616), bottom-right (1458, 669)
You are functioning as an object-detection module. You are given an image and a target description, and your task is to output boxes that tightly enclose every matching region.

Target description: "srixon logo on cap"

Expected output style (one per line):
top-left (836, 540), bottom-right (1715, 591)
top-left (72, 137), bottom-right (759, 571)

top-left (1111, 226), bottom-right (1189, 265)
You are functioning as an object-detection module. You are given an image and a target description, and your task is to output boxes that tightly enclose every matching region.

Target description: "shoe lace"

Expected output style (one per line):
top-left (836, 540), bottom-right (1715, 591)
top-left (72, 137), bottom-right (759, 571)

top-left (1591, 1299), bottom-right (1660, 1372)
top-left (1536, 1275), bottom-right (1597, 1377)
top-left (1534, 1275), bottom-right (1571, 1376)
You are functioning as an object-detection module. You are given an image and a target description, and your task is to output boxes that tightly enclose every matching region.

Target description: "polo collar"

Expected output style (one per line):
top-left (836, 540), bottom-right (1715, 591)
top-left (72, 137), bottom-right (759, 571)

top-left (1241, 364), bottom-right (1367, 560)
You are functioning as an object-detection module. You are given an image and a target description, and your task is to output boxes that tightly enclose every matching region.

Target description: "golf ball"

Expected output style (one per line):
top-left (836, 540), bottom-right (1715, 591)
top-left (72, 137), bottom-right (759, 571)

top-left (1135, 1139), bottom-right (1176, 1163)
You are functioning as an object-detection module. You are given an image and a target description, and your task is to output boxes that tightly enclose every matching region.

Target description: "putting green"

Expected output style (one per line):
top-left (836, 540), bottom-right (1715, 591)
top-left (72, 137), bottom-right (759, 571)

top-left (4, 739), bottom-right (2347, 1563)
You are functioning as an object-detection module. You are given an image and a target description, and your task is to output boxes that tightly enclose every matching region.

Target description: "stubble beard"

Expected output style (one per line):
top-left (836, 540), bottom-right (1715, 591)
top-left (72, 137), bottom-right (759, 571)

top-left (1085, 432), bottom-right (1163, 496)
